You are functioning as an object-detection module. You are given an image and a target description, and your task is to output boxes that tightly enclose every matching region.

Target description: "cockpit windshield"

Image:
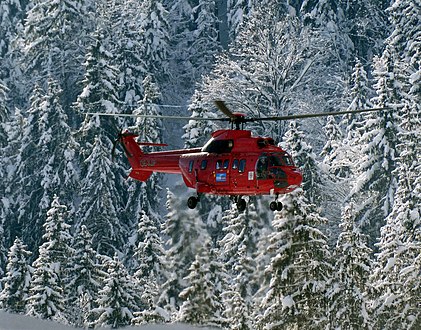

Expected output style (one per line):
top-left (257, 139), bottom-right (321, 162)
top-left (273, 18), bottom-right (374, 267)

top-left (267, 153), bottom-right (294, 166)
top-left (202, 139), bottom-right (234, 154)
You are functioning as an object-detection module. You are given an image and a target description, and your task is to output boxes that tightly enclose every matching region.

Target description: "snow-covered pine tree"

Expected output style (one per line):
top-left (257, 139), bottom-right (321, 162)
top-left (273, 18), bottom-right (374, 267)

top-left (338, 59), bottom-right (374, 180)
top-left (0, 0), bottom-right (24, 59)
top-left (36, 78), bottom-right (79, 213)
top-left (218, 202), bottom-right (262, 297)
top-left (75, 135), bottom-right (126, 256)
top-left (75, 28), bottom-right (130, 256)
top-left (0, 82), bottom-right (9, 273)
top-left (177, 243), bottom-right (226, 328)
top-left (222, 289), bottom-right (253, 330)
top-left (257, 188), bottom-right (332, 330)
top-left (320, 115), bottom-right (345, 177)
top-left (328, 202), bottom-right (373, 329)
top-left (139, 0), bottom-right (170, 79)
top-left (370, 96), bottom-right (420, 330)
top-left (22, 0), bottom-right (94, 105)
top-left (340, 0), bottom-right (390, 64)
top-left (27, 196), bottom-right (72, 323)
top-left (11, 79), bottom-right (78, 252)
top-left (188, 0), bottom-right (221, 80)
top-left (109, 0), bottom-right (147, 112)
top-left (0, 0), bottom-right (26, 98)
top-left (350, 49), bottom-right (399, 245)
top-left (131, 211), bottom-right (167, 323)
top-left (89, 255), bottom-right (141, 328)
top-left (65, 225), bottom-right (106, 327)
top-left (219, 204), bottom-right (258, 329)
top-left (299, 0), bottom-right (355, 72)
top-left (226, 0), bottom-right (252, 40)
top-left (75, 26), bottom-right (122, 144)
top-left (282, 120), bottom-right (326, 207)
top-left (0, 238), bottom-right (32, 313)
top-left (158, 189), bottom-right (210, 317)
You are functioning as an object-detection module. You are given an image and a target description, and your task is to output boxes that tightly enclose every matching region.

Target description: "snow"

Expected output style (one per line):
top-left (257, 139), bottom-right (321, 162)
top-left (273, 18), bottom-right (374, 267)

top-left (281, 295), bottom-right (294, 309)
top-left (0, 311), bottom-right (219, 330)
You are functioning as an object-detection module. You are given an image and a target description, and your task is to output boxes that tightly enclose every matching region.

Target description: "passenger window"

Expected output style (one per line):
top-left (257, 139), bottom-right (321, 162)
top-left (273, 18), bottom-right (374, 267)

top-left (239, 159), bottom-right (246, 173)
top-left (188, 160), bottom-right (194, 173)
top-left (216, 160), bottom-right (223, 169)
top-left (201, 160), bottom-right (207, 170)
top-left (223, 159), bottom-right (229, 169)
top-left (232, 159), bottom-right (239, 170)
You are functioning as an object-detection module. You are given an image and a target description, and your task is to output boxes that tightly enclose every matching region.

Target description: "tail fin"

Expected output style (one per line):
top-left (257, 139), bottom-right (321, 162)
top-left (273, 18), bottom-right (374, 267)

top-left (120, 132), bottom-right (152, 182)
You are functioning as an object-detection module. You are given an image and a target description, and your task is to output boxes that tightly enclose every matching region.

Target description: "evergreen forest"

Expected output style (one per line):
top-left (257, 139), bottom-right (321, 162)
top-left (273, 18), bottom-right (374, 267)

top-left (0, 0), bottom-right (419, 329)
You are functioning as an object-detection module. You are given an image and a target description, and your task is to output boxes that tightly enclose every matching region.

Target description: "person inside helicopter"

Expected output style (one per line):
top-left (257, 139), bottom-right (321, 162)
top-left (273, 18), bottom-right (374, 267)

top-left (256, 155), bottom-right (269, 179)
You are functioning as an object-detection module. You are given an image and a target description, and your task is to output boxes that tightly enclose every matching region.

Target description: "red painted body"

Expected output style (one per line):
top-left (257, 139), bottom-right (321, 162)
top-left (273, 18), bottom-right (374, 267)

top-left (121, 129), bottom-right (302, 197)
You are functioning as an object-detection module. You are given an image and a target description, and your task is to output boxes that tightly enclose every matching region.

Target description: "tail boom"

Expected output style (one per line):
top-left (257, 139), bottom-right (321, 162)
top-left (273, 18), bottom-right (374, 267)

top-left (120, 133), bottom-right (199, 182)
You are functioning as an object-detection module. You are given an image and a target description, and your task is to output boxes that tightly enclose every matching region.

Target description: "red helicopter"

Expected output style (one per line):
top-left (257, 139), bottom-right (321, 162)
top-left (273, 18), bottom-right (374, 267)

top-left (90, 101), bottom-right (389, 212)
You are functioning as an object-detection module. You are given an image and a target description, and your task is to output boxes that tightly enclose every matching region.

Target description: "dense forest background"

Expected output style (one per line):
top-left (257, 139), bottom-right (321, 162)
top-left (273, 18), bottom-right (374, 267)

top-left (0, 0), bottom-right (419, 329)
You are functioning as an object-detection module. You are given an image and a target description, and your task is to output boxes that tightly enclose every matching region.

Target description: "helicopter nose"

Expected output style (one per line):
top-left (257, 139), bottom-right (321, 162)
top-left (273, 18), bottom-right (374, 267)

top-left (288, 169), bottom-right (303, 187)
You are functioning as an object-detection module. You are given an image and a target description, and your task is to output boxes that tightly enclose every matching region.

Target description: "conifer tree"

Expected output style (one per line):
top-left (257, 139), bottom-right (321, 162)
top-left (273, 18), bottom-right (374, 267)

top-left (65, 225), bottom-right (106, 327)
top-left (182, 91), bottom-right (220, 149)
top-left (90, 255), bottom-right (141, 328)
top-left (13, 79), bottom-right (78, 250)
top-left (370, 99), bottom-right (420, 330)
top-left (350, 51), bottom-right (399, 244)
top-left (189, 0), bottom-right (221, 80)
top-left (0, 238), bottom-right (32, 313)
top-left (22, 0), bottom-right (93, 102)
top-left (178, 244), bottom-right (226, 327)
top-left (258, 188), bottom-right (332, 330)
top-left (109, 0), bottom-right (147, 112)
top-left (139, 0), bottom-right (170, 78)
top-left (131, 211), bottom-right (167, 321)
top-left (338, 59), bottom-right (374, 180)
top-left (76, 135), bottom-right (126, 256)
top-left (320, 115), bottom-right (345, 177)
top-left (76, 27), bottom-right (122, 143)
top-left (0, 0), bottom-right (24, 58)
top-left (0, 0), bottom-right (25, 96)
top-left (282, 121), bottom-right (325, 207)
top-left (0, 82), bottom-right (9, 272)
top-left (328, 203), bottom-right (372, 329)
top-left (159, 189), bottom-right (210, 316)
top-left (218, 202), bottom-right (262, 300)
top-left (27, 196), bottom-right (72, 323)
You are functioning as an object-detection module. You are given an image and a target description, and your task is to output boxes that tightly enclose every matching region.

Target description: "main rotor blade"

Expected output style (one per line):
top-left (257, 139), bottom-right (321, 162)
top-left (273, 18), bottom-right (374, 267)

top-left (248, 107), bottom-right (392, 122)
top-left (85, 112), bottom-right (228, 121)
top-left (214, 100), bottom-right (236, 119)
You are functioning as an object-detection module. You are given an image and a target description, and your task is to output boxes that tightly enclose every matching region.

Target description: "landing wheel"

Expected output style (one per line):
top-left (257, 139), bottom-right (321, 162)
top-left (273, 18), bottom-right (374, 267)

top-left (270, 201), bottom-right (277, 211)
top-left (270, 201), bottom-right (283, 212)
top-left (187, 196), bottom-right (198, 209)
top-left (237, 198), bottom-right (247, 212)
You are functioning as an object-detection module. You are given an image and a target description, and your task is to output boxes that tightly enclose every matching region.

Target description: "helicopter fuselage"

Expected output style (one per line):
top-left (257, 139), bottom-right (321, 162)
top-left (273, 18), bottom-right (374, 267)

top-left (121, 129), bottom-right (302, 198)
